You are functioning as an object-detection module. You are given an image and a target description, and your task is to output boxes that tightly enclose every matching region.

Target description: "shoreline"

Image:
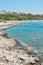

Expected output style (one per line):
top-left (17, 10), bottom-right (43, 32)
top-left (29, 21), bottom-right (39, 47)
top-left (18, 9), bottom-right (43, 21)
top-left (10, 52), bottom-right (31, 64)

top-left (0, 20), bottom-right (43, 30)
top-left (0, 32), bottom-right (42, 65)
top-left (2, 20), bottom-right (43, 22)
top-left (1, 20), bottom-right (43, 23)
top-left (0, 21), bottom-right (43, 64)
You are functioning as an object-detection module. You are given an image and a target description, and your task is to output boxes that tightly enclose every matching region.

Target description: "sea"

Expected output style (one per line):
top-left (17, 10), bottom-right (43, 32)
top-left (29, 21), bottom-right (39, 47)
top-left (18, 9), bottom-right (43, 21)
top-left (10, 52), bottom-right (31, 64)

top-left (3, 21), bottom-right (43, 55)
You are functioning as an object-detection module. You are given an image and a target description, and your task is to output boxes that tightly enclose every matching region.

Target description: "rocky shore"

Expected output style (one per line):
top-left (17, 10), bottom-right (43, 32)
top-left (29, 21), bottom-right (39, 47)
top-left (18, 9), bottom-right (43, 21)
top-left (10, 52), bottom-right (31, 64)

top-left (0, 32), bottom-right (42, 65)
top-left (0, 20), bottom-right (43, 65)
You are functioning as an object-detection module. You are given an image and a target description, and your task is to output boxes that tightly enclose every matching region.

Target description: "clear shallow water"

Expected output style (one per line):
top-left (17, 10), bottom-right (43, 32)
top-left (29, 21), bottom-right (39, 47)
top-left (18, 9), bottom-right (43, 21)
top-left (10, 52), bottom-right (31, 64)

top-left (3, 21), bottom-right (43, 52)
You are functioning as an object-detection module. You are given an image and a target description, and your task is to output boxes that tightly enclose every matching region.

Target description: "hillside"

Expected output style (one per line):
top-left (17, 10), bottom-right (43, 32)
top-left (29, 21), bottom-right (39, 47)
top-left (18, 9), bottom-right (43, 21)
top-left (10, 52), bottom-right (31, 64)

top-left (0, 11), bottom-right (43, 20)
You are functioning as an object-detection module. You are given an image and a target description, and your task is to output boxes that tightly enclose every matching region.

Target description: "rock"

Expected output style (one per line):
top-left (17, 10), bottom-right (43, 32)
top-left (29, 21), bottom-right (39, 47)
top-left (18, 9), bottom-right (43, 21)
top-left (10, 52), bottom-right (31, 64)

top-left (0, 33), bottom-right (41, 65)
top-left (34, 56), bottom-right (40, 62)
top-left (41, 63), bottom-right (43, 65)
top-left (25, 62), bottom-right (31, 65)
top-left (25, 62), bottom-right (39, 65)
top-left (2, 33), bottom-right (10, 39)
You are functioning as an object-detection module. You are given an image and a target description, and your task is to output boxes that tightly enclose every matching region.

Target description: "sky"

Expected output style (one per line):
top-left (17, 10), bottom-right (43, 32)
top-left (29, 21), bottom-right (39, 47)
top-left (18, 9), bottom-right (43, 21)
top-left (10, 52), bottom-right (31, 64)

top-left (0, 0), bottom-right (43, 14)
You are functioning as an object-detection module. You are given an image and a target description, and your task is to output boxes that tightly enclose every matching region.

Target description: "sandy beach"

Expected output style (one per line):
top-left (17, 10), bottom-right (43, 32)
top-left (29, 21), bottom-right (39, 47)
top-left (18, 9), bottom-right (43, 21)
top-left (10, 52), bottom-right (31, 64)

top-left (0, 20), bottom-right (43, 30)
top-left (1, 20), bottom-right (43, 24)
top-left (1, 20), bottom-right (43, 32)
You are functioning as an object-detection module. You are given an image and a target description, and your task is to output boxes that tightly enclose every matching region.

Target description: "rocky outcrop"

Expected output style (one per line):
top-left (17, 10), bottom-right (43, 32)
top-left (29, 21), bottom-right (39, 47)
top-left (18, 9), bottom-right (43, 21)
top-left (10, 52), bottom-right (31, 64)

top-left (0, 33), bottom-right (42, 65)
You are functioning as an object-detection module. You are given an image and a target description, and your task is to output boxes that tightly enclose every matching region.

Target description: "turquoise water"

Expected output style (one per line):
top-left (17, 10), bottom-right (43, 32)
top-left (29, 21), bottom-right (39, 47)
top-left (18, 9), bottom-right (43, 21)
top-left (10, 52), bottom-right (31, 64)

top-left (3, 21), bottom-right (43, 52)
